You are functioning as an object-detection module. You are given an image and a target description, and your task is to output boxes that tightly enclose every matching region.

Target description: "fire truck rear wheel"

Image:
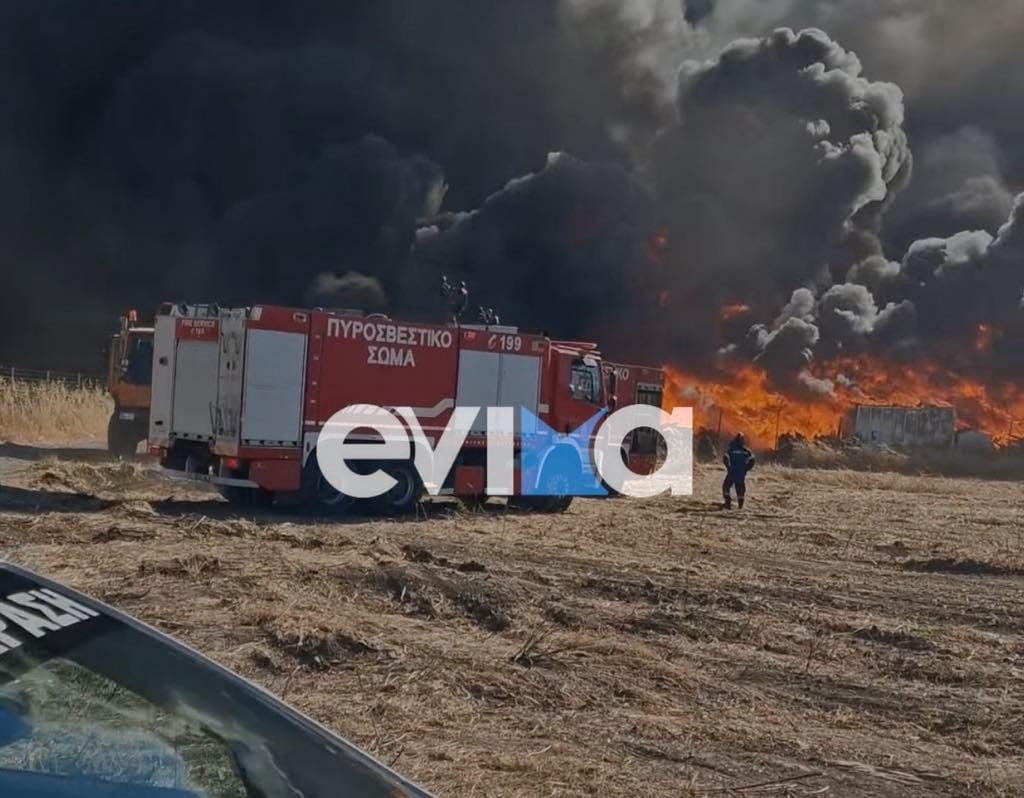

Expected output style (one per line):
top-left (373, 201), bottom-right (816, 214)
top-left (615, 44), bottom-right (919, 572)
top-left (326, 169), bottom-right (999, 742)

top-left (509, 495), bottom-right (574, 514)
top-left (221, 486), bottom-right (274, 509)
top-left (302, 458), bottom-right (354, 516)
top-left (527, 453), bottom-right (577, 513)
top-left (374, 461), bottom-right (423, 517)
top-left (545, 495), bottom-right (574, 513)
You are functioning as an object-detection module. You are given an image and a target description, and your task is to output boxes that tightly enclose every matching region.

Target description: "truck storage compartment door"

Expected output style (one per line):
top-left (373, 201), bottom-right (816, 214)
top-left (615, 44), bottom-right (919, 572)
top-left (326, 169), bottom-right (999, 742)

top-left (456, 351), bottom-right (500, 434)
top-left (148, 315), bottom-right (177, 445)
top-left (241, 329), bottom-right (307, 446)
top-left (498, 354), bottom-right (541, 434)
top-left (171, 337), bottom-right (220, 440)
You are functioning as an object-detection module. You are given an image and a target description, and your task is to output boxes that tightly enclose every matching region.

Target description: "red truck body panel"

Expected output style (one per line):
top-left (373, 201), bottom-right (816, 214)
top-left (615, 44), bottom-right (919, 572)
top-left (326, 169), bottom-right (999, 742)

top-left (603, 360), bottom-right (666, 475)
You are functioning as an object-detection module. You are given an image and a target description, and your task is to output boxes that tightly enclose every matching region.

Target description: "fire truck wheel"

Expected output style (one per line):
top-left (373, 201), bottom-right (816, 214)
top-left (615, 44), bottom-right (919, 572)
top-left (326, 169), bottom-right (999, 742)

top-left (107, 413), bottom-right (139, 457)
top-left (374, 462), bottom-right (423, 517)
top-left (508, 452), bottom-right (576, 514)
top-left (537, 495), bottom-right (574, 513)
top-left (546, 495), bottom-right (574, 513)
top-left (302, 458), bottom-right (354, 516)
top-left (508, 495), bottom-right (574, 514)
top-left (534, 453), bottom-right (578, 513)
top-left (221, 486), bottom-right (274, 509)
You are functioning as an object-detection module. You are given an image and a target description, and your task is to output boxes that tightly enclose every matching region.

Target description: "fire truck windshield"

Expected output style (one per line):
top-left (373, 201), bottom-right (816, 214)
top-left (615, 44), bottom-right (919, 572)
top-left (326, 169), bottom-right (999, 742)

top-left (570, 361), bottom-right (602, 404)
top-left (123, 335), bottom-right (153, 386)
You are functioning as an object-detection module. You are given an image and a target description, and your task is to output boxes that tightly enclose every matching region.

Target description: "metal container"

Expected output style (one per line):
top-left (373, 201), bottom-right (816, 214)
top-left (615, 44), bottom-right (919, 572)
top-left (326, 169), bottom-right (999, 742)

top-left (847, 405), bottom-right (956, 448)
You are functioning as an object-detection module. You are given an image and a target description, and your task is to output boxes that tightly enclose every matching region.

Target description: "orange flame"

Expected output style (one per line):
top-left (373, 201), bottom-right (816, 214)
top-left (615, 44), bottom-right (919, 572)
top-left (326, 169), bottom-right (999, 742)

top-left (720, 303), bottom-right (752, 322)
top-left (665, 355), bottom-right (1024, 449)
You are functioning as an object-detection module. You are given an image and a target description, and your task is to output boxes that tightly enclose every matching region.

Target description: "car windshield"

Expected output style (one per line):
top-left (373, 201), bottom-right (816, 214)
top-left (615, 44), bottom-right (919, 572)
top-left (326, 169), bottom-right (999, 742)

top-left (0, 654), bottom-right (246, 797)
top-left (0, 567), bottom-right (429, 798)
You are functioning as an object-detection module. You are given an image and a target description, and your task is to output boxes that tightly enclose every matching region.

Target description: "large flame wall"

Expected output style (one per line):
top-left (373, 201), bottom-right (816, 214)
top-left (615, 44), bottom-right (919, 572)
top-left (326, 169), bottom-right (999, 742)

top-left (664, 356), bottom-right (1024, 450)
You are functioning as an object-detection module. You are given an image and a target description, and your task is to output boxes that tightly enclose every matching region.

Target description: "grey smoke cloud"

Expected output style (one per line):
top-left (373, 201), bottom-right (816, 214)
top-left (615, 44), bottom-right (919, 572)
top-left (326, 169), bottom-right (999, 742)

top-left (885, 127), bottom-right (1015, 251)
top-left (753, 317), bottom-right (820, 377)
top-left (701, 1), bottom-right (1024, 202)
top-left (658, 26), bottom-right (909, 276)
top-left (0, 2), bottom-right (628, 366)
top-left (638, 26), bottom-right (911, 373)
top-left (416, 151), bottom-right (659, 344)
top-left (557, 0), bottom-right (699, 145)
top-left (306, 271), bottom-right (389, 312)
top-left (818, 283), bottom-right (879, 341)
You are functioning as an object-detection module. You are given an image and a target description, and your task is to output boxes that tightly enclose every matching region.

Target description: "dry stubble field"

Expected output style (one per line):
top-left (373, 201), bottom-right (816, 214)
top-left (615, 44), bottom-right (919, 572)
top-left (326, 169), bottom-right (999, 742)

top-left (0, 452), bottom-right (1023, 797)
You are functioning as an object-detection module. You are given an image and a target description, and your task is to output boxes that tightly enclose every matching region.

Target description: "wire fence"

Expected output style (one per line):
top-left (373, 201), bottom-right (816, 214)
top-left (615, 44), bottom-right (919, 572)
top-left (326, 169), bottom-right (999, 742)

top-left (0, 364), bottom-right (104, 390)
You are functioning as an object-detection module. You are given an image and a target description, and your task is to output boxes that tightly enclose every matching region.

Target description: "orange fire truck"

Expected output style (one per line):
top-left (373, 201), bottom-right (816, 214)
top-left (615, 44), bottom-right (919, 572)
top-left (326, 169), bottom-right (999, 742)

top-left (148, 303), bottom-right (664, 514)
top-left (104, 311), bottom-right (154, 456)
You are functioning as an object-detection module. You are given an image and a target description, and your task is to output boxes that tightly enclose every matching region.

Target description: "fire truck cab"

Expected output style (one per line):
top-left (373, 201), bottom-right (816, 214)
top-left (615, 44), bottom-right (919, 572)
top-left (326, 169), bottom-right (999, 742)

top-left (149, 303), bottom-right (664, 514)
top-left (603, 360), bottom-right (667, 475)
top-left (105, 311), bottom-right (154, 456)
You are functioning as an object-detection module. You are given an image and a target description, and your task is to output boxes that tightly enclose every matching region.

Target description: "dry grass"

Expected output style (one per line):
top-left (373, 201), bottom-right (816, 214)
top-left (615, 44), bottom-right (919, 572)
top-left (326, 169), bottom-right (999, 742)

top-left (2, 457), bottom-right (1024, 796)
top-left (0, 380), bottom-right (110, 444)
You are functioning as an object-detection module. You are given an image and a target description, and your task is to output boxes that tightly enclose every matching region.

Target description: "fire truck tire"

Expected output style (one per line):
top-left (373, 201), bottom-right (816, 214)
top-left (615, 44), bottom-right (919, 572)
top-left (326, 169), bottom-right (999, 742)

top-left (302, 457), bottom-right (354, 516)
top-left (547, 495), bottom-right (574, 513)
top-left (509, 495), bottom-right (574, 514)
top-left (374, 461), bottom-right (423, 517)
top-left (220, 486), bottom-right (274, 509)
top-left (509, 451), bottom-right (577, 514)
top-left (107, 413), bottom-right (139, 457)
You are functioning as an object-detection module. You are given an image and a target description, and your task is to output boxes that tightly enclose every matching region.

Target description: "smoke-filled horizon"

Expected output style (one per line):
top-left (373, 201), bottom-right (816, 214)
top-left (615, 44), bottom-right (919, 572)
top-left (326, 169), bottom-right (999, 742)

top-left (2, 1), bottom-right (1024, 391)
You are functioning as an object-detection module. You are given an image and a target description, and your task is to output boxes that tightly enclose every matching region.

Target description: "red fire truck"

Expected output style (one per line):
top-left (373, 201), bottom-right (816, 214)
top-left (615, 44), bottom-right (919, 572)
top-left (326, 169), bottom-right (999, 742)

top-left (149, 303), bottom-right (664, 514)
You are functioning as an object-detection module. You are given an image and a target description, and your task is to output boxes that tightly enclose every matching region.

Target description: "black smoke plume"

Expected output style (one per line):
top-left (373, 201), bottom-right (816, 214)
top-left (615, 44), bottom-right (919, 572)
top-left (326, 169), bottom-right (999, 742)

top-left (1, 0), bottom-right (1023, 398)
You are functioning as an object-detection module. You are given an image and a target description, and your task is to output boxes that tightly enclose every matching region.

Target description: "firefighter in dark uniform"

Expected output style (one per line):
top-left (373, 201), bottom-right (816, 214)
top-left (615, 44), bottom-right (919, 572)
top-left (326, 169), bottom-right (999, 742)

top-left (722, 433), bottom-right (756, 509)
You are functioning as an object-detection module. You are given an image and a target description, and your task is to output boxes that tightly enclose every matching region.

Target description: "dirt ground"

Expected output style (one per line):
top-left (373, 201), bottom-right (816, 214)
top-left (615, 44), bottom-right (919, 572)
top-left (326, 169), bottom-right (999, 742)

top-left (1, 451), bottom-right (1023, 797)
